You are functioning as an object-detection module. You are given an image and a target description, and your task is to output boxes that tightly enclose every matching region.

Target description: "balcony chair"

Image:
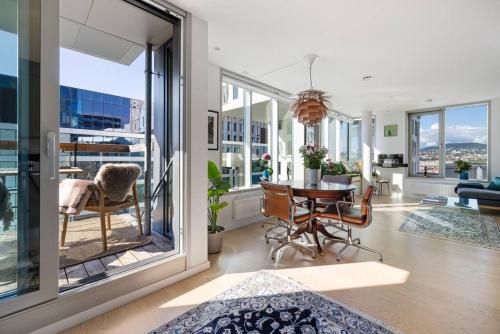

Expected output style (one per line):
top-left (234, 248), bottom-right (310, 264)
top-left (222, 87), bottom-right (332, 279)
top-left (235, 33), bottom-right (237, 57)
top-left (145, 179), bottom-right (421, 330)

top-left (60, 163), bottom-right (143, 252)
top-left (319, 184), bottom-right (383, 262)
top-left (260, 181), bottom-right (317, 259)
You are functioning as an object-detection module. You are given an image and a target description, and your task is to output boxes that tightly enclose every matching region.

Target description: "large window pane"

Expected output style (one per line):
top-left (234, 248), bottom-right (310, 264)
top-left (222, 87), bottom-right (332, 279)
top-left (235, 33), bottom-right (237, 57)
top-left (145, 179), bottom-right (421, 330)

top-left (348, 120), bottom-right (362, 161)
top-left (409, 112), bottom-right (441, 176)
top-left (445, 104), bottom-right (488, 180)
top-left (251, 92), bottom-right (272, 185)
top-left (278, 101), bottom-right (292, 181)
top-left (339, 121), bottom-right (349, 161)
top-left (221, 84), bottom-right (246, 188)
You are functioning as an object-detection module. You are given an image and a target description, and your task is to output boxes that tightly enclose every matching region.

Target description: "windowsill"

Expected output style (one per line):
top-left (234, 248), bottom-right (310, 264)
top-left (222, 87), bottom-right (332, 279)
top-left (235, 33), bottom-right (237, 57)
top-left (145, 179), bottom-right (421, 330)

top-left (406, 177), bottom-right (488, 184)
top-left (226, 185), bottom-right (262, 195)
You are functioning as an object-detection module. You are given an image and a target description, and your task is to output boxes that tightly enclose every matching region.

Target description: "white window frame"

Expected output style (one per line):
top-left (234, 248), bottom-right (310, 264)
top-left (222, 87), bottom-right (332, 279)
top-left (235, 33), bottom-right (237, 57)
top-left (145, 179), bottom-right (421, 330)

top-left (407, 102), bottom-right (490, 180)
top-left (221, 71), bottom-right (293, 190)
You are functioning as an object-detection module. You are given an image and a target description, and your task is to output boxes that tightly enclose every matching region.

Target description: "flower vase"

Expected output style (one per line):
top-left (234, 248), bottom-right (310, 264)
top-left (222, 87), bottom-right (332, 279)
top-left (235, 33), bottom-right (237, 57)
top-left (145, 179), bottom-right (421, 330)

top-left (306, 168), bottom-right (320, 186)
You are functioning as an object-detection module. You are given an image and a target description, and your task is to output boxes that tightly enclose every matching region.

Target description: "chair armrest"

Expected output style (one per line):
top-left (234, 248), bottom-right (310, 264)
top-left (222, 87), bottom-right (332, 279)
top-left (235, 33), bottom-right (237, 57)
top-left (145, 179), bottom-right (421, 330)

top-left (335, 200), bottom-right (355, 222)
top-left (291, 199), bottom-right (315, 223)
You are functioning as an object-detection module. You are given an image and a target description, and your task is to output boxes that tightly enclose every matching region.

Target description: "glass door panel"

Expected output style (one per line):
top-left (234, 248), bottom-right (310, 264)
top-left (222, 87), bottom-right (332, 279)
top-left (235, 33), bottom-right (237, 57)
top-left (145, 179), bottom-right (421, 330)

top-left (0, 0), bottom-right (58, 316)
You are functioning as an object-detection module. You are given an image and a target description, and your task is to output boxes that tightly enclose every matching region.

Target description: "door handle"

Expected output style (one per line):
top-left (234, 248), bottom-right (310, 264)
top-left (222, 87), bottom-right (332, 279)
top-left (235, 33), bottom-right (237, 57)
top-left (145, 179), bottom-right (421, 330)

top-left (47, 131), bottom-right (56, 180)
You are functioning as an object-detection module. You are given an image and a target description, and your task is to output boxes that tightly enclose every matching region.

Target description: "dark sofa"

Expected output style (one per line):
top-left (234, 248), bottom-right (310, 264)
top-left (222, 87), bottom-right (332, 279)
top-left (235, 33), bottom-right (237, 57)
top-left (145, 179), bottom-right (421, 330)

top-left (455, 182), bottom-right (500, 207)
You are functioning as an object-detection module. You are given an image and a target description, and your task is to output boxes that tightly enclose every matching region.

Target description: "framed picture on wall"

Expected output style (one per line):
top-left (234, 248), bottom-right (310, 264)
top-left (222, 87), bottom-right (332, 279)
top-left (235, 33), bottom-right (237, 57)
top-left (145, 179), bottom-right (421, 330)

top-left (208, 110), bottom-right (219, 150)
top-left (384, 124), bottom-right (398, 137)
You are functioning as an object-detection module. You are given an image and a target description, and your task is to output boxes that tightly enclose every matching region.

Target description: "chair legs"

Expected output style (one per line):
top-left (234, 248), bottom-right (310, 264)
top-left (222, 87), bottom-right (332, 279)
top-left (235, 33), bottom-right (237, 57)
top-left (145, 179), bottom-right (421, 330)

top-left (99, 210), bottom-right (108, 252)
top-left (264, 219), bottom-right (290, 243)
top-left (60, 214), bottom-right (69, 246)
top-left (333, 226), bottom-right (383, 262)
top-left (106, 213), bottom-right (111, 230)
top-left (270, 223), bottom-right (316, 259)
top-left (132, 184), bottom-right (143, 235)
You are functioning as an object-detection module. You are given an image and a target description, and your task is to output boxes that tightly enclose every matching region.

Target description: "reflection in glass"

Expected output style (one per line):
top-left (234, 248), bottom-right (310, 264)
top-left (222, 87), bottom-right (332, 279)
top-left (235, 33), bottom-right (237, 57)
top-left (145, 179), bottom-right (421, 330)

top-left (278, 101), bottom-right (292, 181)
top-left (251, 92), bottom-right (272, 185)
top-left (221, 83), bottom-right (246, 188)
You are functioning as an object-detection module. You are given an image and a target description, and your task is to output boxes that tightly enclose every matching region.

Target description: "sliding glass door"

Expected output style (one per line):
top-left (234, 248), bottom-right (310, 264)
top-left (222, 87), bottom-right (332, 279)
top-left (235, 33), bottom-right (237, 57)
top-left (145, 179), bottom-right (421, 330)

top-left (0, 0), bottom-right (59, 316)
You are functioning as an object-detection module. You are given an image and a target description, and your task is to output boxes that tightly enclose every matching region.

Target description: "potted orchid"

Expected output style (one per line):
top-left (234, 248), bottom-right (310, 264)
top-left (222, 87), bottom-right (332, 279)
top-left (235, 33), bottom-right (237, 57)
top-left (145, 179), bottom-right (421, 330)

top-left (258, 153), bottom-right (273, 181)
top-left (299, 145), bottom-right (328, 185)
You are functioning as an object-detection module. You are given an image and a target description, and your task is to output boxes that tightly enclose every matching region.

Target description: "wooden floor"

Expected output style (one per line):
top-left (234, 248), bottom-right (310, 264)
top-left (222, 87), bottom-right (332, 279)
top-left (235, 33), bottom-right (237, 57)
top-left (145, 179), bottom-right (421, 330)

top-left (61, 196), bottom-right (500, 334)
top-left (59, 231), bottom-right (173, 286)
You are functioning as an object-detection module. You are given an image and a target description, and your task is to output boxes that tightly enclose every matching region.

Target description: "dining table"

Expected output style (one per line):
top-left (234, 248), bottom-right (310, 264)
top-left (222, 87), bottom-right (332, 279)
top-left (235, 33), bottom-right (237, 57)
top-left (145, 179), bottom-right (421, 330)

top-left (278, 180), bottom-right (357, 255)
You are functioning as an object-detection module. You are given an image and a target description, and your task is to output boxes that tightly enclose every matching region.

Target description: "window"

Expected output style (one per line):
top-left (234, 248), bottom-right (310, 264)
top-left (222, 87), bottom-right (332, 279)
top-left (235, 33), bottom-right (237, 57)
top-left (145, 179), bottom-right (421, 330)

top-left (327, 119), bottom-right (363, 162)
top-left (251, 91), bottom-right (272, 185)
top-left (221, 78), bottom-right (289, 189)
top-left (408, 103), bottom-right (488, 180)
top-left (278, 101), bottom-right (293, 181)
top-left (221, 84), bottom-right (246, 188)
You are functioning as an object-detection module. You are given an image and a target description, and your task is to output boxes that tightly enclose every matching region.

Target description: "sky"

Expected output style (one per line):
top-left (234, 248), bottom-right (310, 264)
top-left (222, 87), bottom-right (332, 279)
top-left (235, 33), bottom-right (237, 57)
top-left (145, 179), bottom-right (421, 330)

top-left (60, 48), bottom-right (146, 100)
top-left (1, 29), bottom-right (146, 100)
top-left (418, 105), bottom-right (488, 147)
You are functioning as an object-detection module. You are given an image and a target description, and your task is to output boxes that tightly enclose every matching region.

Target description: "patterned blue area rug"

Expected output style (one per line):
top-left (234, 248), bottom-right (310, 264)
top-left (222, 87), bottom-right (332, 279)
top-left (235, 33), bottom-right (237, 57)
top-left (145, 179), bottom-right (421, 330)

top-left (399, 208), bottom-right (500, 250)
top-left (149, 271), bottom-right (400, 334)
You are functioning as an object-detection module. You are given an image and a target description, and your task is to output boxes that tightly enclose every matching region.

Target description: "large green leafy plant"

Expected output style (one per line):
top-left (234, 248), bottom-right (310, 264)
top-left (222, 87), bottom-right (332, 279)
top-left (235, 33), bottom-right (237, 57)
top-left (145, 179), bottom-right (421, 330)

top-left (208, 160), bottom-right (230, 234)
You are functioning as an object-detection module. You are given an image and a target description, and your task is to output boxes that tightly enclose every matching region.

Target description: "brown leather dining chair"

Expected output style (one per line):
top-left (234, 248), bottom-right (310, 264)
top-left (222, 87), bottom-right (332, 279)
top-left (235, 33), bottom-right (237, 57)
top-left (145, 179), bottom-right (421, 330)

top-left (318, 184), bottom-right (383, 262)
top-left (260, 182), bottom-right (317, 259)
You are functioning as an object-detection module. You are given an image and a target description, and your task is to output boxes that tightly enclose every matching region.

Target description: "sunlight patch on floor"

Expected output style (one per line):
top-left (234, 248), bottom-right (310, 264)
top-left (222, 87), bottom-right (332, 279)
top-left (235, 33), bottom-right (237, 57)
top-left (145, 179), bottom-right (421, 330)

top-left (158, 262), bottom-right (409, 310)
top-left (278, 261), bottom-right (410, 292)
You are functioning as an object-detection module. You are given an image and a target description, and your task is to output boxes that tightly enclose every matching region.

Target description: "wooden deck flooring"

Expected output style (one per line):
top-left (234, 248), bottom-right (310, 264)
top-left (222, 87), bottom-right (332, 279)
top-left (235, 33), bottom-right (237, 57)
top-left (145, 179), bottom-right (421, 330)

top-left (59, 232), bottom-right (173, 286)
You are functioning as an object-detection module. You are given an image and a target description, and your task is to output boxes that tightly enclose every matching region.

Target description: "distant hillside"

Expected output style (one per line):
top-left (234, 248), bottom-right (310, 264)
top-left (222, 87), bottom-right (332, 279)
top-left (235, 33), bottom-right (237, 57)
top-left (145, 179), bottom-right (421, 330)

top-left (420, 143), bottom-right (487, 152)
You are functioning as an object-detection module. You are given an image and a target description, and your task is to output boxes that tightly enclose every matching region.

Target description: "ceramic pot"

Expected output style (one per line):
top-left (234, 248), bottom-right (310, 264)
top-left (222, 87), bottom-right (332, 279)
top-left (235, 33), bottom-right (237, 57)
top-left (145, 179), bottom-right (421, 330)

top-left (459, 171), bottom-right (469, 180)
top-left (208, 226), bottom-right (225, 254)
top-left (306, 168), bottom-right (320, 186)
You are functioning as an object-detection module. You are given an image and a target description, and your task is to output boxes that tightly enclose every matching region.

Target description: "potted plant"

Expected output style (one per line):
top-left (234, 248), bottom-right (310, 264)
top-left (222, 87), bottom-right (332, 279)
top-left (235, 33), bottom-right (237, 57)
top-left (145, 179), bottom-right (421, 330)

top-left (454, 160), bottom-right (472, 180)
top-left (207, 160), bottom-right (230, 254)
top-left (258, 153), bottom-right (273, 181)
top-left (321, 159), bottom-right (343, 176)
top-left (299, 145), bottom-right (328, 186)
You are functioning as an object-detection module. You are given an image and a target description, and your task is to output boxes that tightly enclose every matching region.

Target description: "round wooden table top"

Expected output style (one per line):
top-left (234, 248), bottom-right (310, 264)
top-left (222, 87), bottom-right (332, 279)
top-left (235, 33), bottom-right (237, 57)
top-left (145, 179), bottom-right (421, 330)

top-left (278, 180), bottom-right (357, 199)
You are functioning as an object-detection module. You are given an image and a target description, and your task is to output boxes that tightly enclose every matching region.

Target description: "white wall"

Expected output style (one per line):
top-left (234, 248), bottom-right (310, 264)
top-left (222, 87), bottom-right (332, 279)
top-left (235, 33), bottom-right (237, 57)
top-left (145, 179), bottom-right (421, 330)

top-left (185, 13), bottom-right (209, 269)
top-left (374, 111), bottom-right (407, 160)
top-left (208, 63), bottom-right (221, 165)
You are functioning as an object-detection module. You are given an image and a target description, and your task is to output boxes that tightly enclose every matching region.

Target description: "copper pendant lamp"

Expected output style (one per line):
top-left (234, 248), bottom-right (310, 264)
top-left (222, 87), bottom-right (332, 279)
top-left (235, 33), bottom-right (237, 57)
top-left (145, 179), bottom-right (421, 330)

top-left (290, 55), bottom-right (331, 127)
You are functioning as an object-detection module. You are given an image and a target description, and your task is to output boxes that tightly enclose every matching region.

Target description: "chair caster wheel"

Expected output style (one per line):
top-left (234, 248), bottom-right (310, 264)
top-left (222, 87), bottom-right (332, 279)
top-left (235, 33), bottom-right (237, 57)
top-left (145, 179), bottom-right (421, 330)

top-left (379, 258), bottom-right (383, 262)
top-left (336, 258), bottom-right (340, 262)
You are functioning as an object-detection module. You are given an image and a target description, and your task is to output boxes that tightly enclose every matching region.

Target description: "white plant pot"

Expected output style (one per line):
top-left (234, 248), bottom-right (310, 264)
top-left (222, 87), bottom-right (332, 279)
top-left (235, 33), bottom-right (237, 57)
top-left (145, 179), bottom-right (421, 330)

top-left (306, 168), bottom-right (320, 186)
top-left (207, 226), bottom-right (225, 254)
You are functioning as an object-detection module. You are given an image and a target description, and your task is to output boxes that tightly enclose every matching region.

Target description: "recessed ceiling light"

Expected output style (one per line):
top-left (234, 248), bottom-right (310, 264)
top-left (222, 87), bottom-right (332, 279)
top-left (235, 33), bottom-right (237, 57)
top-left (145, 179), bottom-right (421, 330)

top-left (362, 75), bottom-right (373, 81)
top-left (426, 98), bottom-right (433, 103)
top-left (213, 46), bottom-right (221, 51)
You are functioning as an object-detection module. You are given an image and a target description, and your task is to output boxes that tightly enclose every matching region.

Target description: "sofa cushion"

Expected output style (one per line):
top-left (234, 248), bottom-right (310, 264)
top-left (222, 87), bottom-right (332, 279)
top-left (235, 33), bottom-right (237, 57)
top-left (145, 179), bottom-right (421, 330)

top-left (486, 177), bottom-right (500, 191)
top-left (457, 188), bottom-right (500, 201)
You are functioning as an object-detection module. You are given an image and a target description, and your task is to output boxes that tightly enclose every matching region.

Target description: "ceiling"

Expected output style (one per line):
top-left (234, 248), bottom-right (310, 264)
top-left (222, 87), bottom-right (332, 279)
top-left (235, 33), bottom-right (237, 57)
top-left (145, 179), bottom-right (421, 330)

top-left (169, 0), bottom-right (500, 116)
top-left (60, 0), bottom-right (173, 65)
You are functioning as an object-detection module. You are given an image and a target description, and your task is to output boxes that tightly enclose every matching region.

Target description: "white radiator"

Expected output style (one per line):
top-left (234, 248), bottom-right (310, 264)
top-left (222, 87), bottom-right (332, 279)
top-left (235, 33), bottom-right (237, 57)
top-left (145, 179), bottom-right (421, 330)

top-left (233, 196), bottom-right (262, 220)
top-left (405, 180), bottom-right (457, 197)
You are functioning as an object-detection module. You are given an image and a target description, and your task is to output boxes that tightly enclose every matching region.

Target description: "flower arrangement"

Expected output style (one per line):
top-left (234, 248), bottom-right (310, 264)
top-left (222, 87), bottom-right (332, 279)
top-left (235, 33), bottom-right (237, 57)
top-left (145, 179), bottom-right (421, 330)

top-left (321, 159), bottom-right (343, 176)
top-left (258, 153), bottom-right (273, 181)
top-left (299, 145), bottom-right (328, 169)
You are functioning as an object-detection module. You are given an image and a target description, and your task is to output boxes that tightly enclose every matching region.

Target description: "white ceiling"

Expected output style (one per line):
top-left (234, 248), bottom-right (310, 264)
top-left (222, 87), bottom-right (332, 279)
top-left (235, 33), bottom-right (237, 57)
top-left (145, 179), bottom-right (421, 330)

top-left (169, 0), bottom-right (500, 116)
top-left (60, 0), bottom-right (173, 65)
